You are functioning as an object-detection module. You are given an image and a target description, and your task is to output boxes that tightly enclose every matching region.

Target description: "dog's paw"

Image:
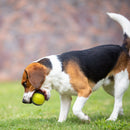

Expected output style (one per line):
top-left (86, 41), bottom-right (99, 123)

top-left (81, 114), bottom-right (91, 123)
top-left (106, 117), bottom-right (117, 121)
top-left (58, 120), bottom-right (63, 123)
top-left (58, 118), bottom-right (66, 123)
top-left (119, 108), bottom-right (124, 116)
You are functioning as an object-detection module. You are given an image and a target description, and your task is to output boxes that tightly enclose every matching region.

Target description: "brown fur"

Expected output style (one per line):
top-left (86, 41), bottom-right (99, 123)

top-left (21, 63), bottom-right (50, 92)
top-left (64, 61), bottom-right (92, 97)
top-left (108, 52), bottom-right (129, 76)
top-left (21, 71), bottom-right (35, 93)
top-left (124, 37), bottom-right (130, 49)
top-left (127, 59), bottom-right (130, 79)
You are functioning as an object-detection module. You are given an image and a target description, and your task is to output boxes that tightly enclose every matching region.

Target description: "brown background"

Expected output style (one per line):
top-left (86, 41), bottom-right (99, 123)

top-left (0, 0), bottom-right (129, 81)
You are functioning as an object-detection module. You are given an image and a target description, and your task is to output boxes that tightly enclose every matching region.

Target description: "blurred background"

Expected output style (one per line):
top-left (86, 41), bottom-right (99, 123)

top-left (0, 0), bottom-right (129, 81)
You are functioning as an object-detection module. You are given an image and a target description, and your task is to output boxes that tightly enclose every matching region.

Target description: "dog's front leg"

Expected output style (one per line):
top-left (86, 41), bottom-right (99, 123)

top-left (72, 96), bottom-right (90, 122)
top-left (58, 95), bottom-right (72, 122)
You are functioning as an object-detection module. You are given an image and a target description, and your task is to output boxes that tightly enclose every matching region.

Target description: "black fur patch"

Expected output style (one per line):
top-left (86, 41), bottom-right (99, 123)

top-left (58, 45), bottom-right (122, 83)
top-left (38, 58), bottom-right (52, 69)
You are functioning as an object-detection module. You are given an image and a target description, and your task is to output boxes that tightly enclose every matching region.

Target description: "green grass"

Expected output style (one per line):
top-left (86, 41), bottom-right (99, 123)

top-left (0, 82), bottom-right (130, 130)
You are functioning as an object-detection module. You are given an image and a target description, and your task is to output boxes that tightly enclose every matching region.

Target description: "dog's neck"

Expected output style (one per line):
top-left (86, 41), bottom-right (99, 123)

top-left (40, 55), bottom-right (77, 95)
top-left (40, 55), bottom-right (63, 96)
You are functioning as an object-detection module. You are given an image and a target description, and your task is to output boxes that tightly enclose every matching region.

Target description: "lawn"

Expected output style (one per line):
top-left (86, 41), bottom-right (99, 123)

top-left (0, 82), bottom-right (130, 130)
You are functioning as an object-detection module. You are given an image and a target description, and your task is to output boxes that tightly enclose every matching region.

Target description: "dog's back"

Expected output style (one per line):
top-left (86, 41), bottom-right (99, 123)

top-left (59, 45), bottom-right (122, 82)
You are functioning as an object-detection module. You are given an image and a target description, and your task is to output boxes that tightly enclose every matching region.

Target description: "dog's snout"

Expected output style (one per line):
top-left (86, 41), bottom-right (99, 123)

top-left (22, 91), bottom-right (34, 104)
top-left (22, 99), bottom-right (27, 104)
top-left (22, 98), bottom-right (32, 104)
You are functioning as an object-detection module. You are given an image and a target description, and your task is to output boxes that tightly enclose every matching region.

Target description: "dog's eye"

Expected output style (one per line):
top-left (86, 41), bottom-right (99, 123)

top-left (22, 82), bottom-right (27, 88)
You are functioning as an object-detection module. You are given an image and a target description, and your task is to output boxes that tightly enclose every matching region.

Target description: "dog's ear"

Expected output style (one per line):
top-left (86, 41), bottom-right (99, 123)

top-left (21, 70), bottom-right (28, 86)
top-left (26, 63), bottom-right (46, 89)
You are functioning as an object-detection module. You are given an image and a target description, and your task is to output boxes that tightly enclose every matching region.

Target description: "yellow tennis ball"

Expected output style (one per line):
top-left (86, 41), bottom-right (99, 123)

top-left (32, 92), bottom-right (45, 106)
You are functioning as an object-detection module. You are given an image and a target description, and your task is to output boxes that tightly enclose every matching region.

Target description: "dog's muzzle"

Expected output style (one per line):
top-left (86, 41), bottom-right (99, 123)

top-left (22, 89), bottom-right (50, 104)
top-left (22, 91), bottom-right (34, 104)
top-left (22, 98), bottom-right (32, 104)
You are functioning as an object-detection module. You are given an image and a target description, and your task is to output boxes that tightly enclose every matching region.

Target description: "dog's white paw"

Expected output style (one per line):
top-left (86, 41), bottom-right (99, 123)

top-left (81, 114), bottom-right (91, 123)
top-left (58, 119), bottom-right (66, 123)
top-left (107, 117), bottom-right (117, 121)
top-left (119, 108), bottom-right (124, 116)
top-left (58, 120), bottom-right (63, 123)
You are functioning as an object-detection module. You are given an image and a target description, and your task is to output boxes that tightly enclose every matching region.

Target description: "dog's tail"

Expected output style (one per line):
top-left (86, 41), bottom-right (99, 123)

top-left (107, 12), bottom-right (130, 52)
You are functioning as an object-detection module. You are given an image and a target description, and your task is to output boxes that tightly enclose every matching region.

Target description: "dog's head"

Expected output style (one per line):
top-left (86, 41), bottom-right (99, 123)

top-left (21, 62), bottom-right (50, 104)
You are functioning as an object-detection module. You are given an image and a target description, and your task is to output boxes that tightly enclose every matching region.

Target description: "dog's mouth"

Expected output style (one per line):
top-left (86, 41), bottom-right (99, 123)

top-left (22, 89), bottom-right (49, 104)
top-left (33, 89), bottom-right (49, 101)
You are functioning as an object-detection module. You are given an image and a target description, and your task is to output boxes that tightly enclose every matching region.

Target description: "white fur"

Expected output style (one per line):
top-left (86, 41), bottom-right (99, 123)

top-left (73, 96), bottom-right (90, 121)
top-left (107, 13), bottom-right (130, 37)
top-left (107, 69), bottom-right (129, 121)
top-left (41, 55), bottom-right (77, 96)
top-left (23, 91), bottom-right (34, 103)
top-left (58, 95), bottom-right (72, 122)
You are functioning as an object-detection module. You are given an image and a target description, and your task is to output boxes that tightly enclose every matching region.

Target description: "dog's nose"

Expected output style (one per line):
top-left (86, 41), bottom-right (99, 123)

top-left (22, 98), bottom-right (32, 104)
top-left (22, 99), bottom-right (27, 104)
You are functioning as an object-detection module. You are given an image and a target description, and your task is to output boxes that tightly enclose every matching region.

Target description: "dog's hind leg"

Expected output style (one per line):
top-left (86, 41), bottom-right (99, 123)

top-left (107, 70), bottom-right (129, 121)
top-left (103, 81), bottom-right (124, 116)
top-left (58, 95), bottom-right (72, 122)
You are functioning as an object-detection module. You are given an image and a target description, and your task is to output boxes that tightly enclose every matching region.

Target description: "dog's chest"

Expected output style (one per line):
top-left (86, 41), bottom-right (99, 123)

top-left (44, 71), bottom-right (77, 95)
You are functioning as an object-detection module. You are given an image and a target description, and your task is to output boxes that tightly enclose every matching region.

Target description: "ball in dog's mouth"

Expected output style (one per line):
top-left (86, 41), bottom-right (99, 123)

top-left (32, 91), bottom-right (45, 106)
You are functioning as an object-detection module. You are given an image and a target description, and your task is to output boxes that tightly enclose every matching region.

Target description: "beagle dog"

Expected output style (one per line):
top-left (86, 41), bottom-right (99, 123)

top-left (21, 13), bottom-right (130, 122)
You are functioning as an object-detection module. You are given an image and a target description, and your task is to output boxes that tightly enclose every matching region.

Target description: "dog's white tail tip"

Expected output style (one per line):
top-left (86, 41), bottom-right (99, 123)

top-left (107, 12), bottom-right (130, 37)
top-left (106, 12), bottom-right (113, 17)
